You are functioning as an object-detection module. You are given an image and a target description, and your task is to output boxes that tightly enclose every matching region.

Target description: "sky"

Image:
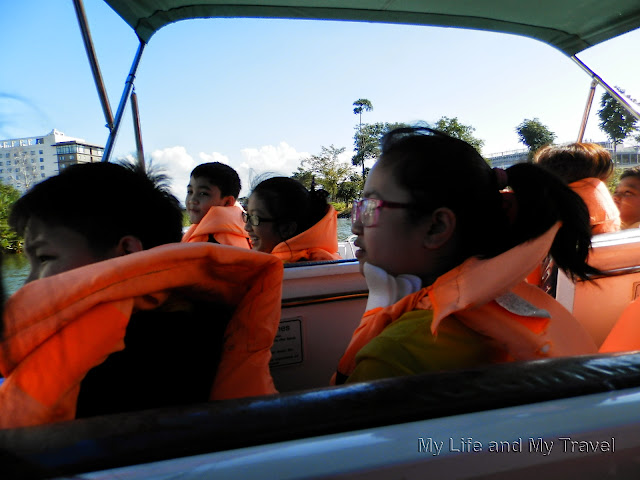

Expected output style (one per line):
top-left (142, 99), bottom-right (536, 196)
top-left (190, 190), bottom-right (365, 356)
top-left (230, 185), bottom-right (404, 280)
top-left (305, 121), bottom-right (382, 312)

top-left (2, 1), bottom-right (639, 202)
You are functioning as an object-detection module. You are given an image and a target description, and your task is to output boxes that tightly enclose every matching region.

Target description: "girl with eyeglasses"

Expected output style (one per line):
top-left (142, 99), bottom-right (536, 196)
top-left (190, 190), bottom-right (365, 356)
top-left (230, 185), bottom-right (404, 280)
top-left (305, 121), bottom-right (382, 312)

top-left (244, 176), bottom-right (342, 262)
top-left (332, 126), bottom-right (599, 385)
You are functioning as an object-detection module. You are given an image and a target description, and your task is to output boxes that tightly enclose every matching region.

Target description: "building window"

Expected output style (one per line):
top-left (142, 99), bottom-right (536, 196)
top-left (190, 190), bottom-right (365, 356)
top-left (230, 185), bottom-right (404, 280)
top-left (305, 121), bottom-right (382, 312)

top-left (40, 158), bottom-right (44, 162)
top-left (15, 168), bottom-right (19, 173)
top-left (31, 159), bottom-right (35, 163)
top-left (6, 161), bottom-right (10, 166)
top-left (40, 166), bottom-right (44, 170)
top-left (36, 139), bottom-right (43, 145)
top-left (31, 151), bottom-right (35, 155)
top-left (0, 162), bottom-right (3, 166)
top-left (41, 173), bottom-right (45, 178)
top-left (39, 149), bottom-right (43, 153)
top-left (5, 153), bottom-right (8, 158)
top-left (70, 155), bottom-right (74, 160)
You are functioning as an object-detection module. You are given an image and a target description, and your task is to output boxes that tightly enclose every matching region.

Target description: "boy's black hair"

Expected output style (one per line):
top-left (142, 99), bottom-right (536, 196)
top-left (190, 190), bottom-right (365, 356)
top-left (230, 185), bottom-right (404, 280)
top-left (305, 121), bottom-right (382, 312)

top-left (9, 162), bottom-right (183, 253)
top-left (191, 162), bottom-right (241, 199)
top-left (620, 166), bottom-right (640, 181)
top-left (379, 126), bottom-right (599, 281)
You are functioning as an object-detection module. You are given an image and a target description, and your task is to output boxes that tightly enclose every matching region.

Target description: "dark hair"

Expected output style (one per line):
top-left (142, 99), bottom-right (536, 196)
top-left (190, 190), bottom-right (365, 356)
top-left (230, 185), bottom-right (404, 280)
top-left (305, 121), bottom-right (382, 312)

top-left (534, 143), bottom-right (614, 184)
top-left (9, 162), bottom-right (183, 253)
top-left (191, 162), bottom-right (241, 199)
top-left (250, 176), bottom-right (329, 238)
top-left (620, 166), bottom-right (640, 181)
top-left (379, 126), bottom-right (598, 281)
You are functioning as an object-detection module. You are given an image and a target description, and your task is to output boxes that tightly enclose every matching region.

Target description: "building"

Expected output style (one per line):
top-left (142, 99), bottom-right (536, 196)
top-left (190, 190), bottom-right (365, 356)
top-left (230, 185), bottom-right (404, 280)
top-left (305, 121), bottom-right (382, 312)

top-left (0, 129), bottom-right (103, 192)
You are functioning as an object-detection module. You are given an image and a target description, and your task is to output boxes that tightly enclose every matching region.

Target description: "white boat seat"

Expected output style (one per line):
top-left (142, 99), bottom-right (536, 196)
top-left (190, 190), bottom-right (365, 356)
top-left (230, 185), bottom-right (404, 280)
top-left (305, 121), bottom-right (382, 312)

top-left (270, 259), bottom-right (367, 392)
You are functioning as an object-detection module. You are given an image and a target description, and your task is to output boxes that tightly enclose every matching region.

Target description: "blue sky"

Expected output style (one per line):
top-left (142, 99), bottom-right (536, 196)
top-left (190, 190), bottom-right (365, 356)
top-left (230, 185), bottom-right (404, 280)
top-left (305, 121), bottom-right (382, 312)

top-left (2, 0), bottom-right (639, 200)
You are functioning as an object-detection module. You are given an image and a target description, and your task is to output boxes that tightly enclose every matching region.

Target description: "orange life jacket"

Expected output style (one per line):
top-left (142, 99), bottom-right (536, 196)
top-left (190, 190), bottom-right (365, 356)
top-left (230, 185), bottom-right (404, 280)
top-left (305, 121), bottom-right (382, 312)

top-left (182, 205), bottom-right (251, 248)
top-left (271, 205), bottom-right (342, 263)
top-left (332, 223), bottom-right (597, 383)
top-left (600, 297), bottom-right (640, 353)
top-left (0, 243), bottom-right (283, 429)
top-left (569, 177), bottom-right (620, 234)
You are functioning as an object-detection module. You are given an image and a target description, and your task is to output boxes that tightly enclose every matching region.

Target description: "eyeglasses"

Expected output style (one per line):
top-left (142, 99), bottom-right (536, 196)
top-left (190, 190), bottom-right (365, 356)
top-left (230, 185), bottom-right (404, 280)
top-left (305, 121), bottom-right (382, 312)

top-left (351, 198), bottom-right (418, 228)
top-left (242, 211), bottom-right (277, 226)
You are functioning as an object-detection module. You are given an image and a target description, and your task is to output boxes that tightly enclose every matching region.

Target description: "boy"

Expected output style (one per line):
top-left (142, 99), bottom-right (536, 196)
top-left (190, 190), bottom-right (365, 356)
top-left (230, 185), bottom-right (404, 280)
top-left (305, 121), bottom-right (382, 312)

top-left (0, 162), bottom-right (282, 428)
top-left (182, 162), bottom-right (251, 248)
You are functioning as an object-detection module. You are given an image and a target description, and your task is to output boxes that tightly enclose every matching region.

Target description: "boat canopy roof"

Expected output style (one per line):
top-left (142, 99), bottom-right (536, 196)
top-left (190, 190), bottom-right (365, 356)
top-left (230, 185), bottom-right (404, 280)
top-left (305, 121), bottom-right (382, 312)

top-left (104, 0), bottom-right (640, 55)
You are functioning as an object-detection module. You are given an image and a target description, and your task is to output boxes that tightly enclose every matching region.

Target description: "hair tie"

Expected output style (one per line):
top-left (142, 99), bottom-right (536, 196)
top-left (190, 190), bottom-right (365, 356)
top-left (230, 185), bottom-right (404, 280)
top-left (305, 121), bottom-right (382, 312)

top-left (493, 168), bottom-right (508, 190)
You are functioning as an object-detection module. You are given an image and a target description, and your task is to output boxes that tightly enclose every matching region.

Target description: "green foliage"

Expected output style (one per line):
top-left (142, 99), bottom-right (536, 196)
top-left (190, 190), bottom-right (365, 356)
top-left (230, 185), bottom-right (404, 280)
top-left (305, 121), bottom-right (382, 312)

top-left (182, 209), bottom-right (191, 227)
top-left (515, 118), bottom-right (556, 158)
top-left (291, 168), bottom-right (315, 190)
top-left (434, 116), bottom-right (485, 153)
top-left (607, 167), bottom-right (624, 195)
top-left (329, 201), bottom-right (348, 216)
top-left (295, 145), bottom-right (353, 200)
top-left (0, 183), bottom-right (23, 253)
top-left (352, 122), bottom-right (408, 178)
top-left (336, 173), bottom-right (361, 204)
top-left (353, 99), bottom-right (373, 117)
top-left (598, 90), bottom-right (638, 152)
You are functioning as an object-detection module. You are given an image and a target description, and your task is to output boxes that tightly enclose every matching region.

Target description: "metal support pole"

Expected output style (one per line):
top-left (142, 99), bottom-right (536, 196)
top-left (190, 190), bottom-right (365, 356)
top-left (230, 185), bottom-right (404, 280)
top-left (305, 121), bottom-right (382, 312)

top-left (571, 55), bottom-right (640, 123)
top-left (102, 40), bottom-right (146, 162)
top-left (72, 0), bottom-right (115, 132)
top-left (577, 79), bottom-right (598, 142)
top-left (131, 88), bottom-right (145, 168)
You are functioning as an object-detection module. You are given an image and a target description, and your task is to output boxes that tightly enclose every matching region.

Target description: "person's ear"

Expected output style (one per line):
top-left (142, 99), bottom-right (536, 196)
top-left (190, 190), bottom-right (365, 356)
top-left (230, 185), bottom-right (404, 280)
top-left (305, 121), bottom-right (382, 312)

top-left (278, 221), bottom-right (297, 240)
top-left (221, 195), bottom-right (236, 207)
top-left (115, 235), bottom-right (144, 256)
top-left (423, 207), bottom-right (456, 249)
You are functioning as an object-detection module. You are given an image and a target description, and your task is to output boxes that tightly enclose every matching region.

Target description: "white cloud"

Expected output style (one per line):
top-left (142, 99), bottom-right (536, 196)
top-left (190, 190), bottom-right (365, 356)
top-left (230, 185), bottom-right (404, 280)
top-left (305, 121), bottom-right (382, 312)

top-left (150, 146), bottom-right (199, 205)
top-left (236, 142), bottom-right (310, 195)
top-left (149, 142), bottom-right (310, 203)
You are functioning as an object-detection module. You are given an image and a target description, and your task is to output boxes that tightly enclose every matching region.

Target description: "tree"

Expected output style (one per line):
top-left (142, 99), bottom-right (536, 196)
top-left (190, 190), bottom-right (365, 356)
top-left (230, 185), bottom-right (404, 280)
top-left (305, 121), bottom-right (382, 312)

top-left (12, 147), bottom-right (39, 191)
top-left (0, 182), bottom-right (22, 253)
top-left (598, 89), bottom-right (638, 161)
top-left (295, 145), bottom-right (353, 200)
top-left (516, 118), bottom-right (556, 159)
top-left (434, 116), bottom-right (484, 153)
top-left (352, 121), bottom-right (407, 184)
top-left (352, 99), bottom-right (373, 179)
top-left (336, 173), bottom-right (362, 205)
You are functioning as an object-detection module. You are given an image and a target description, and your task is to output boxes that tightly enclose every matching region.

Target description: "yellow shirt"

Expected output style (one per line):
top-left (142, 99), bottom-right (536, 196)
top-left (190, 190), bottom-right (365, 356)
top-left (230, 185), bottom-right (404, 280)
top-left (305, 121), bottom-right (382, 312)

top-left (347, 309), bottom-right (507, 383)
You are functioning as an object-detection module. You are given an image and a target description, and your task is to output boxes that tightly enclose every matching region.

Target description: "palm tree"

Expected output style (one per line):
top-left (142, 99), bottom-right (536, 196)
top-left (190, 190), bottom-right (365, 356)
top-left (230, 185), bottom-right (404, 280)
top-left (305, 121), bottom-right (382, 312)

top-left (352, 99), bottom-right (373, 180)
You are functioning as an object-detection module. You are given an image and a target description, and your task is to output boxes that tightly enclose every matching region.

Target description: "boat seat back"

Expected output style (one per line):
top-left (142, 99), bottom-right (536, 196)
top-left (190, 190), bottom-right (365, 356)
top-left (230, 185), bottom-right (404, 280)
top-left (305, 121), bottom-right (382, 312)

top-left (270, 260), bottom-right (367, 392)
top-left (556, 229), bottom-right (640, 347)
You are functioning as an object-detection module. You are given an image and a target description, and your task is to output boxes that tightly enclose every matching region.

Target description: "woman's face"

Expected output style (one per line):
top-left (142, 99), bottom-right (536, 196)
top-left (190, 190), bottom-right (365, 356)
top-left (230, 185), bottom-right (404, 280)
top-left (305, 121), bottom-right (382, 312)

top-left (244, 192), bottom-right (283, 253)
top-left (351, 161), bottom-right (434, 278)
top-left (614, 176), bottom-right (640, 228)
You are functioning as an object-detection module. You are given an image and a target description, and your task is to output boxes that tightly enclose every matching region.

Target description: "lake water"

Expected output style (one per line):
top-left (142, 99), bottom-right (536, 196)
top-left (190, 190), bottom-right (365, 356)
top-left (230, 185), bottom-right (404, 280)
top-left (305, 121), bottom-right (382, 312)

top-left (1, 217), bottom-right (354, 298)
top-left (2, 253), bottom-right (29, 298)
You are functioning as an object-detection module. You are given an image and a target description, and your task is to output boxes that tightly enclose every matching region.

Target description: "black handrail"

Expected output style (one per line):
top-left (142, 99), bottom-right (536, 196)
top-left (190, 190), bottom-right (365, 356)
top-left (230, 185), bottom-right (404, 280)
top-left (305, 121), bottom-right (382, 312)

top-left (2, 352), bottom-right (640, 479)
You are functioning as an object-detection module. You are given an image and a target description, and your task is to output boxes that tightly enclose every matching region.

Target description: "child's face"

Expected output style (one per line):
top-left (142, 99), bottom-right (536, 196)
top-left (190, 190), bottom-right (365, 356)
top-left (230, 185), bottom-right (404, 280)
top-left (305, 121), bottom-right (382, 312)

top-left (352, 162), bottom-right (433, 278)
top-left (614, 176), bottom-right (640, 228)
top-left (244, 193), bottom-right (282, 253)
top-left (23, 217), bottom-right (112, 283)
top-left (185, 176), bottom-right (227, 224)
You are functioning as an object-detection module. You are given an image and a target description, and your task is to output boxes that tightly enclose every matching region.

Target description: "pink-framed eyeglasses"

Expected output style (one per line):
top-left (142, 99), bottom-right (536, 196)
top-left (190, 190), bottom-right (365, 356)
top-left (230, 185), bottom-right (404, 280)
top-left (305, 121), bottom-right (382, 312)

top-left (351, 198), bottom-right (418, 227)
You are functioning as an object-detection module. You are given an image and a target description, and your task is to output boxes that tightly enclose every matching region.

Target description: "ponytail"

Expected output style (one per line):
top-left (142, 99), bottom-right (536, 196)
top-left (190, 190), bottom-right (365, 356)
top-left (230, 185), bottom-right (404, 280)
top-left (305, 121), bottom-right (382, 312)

top-left (506, 163), bottom-right (600, 281)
